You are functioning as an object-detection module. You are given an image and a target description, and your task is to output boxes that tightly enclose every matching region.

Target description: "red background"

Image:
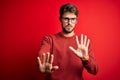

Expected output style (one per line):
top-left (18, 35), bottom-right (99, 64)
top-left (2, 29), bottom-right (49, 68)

top-left (0, 0), bottom-right (120, 80)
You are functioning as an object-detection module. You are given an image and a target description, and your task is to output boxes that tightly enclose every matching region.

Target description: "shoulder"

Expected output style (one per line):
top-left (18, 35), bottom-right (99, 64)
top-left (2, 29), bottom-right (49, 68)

top-left (43, 33), bottom-right (58, 38)
top-left (42, 33), bottom-right (60, 41)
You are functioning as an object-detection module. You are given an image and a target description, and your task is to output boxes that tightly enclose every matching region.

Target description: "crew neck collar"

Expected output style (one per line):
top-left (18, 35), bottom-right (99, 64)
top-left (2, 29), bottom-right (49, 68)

top-left (58, 32), bottom-right (76, 39)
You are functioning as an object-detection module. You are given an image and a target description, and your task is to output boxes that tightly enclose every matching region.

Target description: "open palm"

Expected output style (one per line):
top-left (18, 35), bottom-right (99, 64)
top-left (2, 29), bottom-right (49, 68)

top-left (69, 34), bottom-right (90, 60)
top-left (37, 52), bottom-right (59, 73)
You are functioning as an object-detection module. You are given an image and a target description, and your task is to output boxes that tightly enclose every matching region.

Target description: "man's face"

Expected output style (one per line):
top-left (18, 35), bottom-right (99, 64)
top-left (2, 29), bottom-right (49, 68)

top-left (60, 12), bottom-right (78, 33)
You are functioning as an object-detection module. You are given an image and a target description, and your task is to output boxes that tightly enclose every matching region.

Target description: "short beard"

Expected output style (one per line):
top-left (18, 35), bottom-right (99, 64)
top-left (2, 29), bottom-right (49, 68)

top-left (62, 25), bottom-right (74, 33)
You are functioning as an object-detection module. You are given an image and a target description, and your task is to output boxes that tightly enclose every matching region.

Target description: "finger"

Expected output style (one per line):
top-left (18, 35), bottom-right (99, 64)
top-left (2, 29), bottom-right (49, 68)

top-left (46, 52), bottom-right (50, 63)
top-left (50, 54), bottom-right (54, 64)
top-left (81, 34), bottom-right (83, 45)
top-left (86, 39), bottom-right (90, 48)
top-left (52, 66), bottom-right (59, 71)
top-left (37, 57), bottom-right (42, 66)
top-left (84, 35), bottom-right (87, 45)
top-left (42, 53), bottom-right (45, 64)
top-left (69, 46), bottom-right (77, 53)
top-left (76, 36), bottom-right (80, 47)
top-left (69, 46), bottom-right (82, 57)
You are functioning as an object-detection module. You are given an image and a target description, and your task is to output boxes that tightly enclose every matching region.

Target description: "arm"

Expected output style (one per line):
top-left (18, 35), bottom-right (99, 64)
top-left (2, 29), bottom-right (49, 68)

top-left (37, 36), bottom-right (59, 73)
top-left (69, 34), bottom-right (98, 75)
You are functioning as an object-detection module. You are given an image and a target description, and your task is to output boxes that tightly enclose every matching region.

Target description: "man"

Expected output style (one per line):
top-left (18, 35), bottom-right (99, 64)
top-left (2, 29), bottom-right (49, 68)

top-left (37, 3), bottom-right (98, 80)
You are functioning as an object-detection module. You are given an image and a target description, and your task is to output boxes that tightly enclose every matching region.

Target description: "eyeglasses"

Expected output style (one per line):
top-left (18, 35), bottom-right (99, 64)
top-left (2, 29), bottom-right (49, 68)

top-left (62, 17), bottom-right (77, 23)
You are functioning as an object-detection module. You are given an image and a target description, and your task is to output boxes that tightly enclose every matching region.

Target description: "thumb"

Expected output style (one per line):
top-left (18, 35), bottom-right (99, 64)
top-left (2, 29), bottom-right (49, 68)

top-left (69, 46), bottom-right (77, 53)
top-left (69, 46), bottom-right (82, 58)
top-left (52, 66), bottom-right (59, 71)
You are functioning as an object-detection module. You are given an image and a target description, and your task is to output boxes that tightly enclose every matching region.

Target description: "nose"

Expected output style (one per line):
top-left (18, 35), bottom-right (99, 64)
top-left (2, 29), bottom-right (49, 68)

top-left (68, 19), bottom-right (72, 25)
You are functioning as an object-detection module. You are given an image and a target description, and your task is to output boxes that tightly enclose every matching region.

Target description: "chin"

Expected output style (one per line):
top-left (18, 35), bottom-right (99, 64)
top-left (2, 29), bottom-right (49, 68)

top-left (64, 30), bottom-right (73, 33)
top-left (62, 26), bottom-right (74, 33)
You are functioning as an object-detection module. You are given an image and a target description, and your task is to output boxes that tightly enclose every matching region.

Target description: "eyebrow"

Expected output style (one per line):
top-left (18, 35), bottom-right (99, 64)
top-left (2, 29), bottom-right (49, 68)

top-left (62, 17), bottom-right (77, 18)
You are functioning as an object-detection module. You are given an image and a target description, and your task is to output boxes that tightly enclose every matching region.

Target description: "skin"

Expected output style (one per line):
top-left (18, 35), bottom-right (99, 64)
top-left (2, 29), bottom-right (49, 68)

top-left (37, 12), bottom-right (90, 73)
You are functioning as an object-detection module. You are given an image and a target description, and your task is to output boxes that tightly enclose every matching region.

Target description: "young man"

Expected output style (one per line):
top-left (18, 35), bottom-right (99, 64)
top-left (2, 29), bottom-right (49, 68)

top-left (37, 3), bottom-right (98, 80)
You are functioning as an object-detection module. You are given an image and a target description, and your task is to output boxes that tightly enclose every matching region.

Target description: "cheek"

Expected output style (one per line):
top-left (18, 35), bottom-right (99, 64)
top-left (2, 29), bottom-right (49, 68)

top-left (72, 24), bottom-right (76, 27)
top-left (62, 22), bottom-right (67, 27)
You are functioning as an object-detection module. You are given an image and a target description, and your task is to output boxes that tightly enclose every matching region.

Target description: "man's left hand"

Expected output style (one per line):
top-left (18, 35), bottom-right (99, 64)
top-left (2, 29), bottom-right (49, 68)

top-left (69, 34), bottom-right (90, 61)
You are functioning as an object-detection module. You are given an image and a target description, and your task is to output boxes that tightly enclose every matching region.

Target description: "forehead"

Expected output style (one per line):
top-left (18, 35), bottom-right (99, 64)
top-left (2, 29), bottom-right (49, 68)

top-left (62, 12), bottom-right (77, 18)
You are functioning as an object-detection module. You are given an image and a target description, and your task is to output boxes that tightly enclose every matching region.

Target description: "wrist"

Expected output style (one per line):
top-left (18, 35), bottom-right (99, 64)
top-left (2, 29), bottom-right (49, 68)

top-left (81, 55), bottom-right (89, 61)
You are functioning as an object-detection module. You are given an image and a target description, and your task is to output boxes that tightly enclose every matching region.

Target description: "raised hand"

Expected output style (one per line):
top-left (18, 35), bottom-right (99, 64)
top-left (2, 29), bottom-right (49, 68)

top-left (69, 34), bottom-right (90, 61)
top-left (37, 52), bottom-right (59, 73)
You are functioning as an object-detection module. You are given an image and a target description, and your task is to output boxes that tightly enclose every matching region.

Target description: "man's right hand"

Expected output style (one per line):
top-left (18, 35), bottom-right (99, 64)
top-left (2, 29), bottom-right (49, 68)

top-left (37, 52), bottom-right (59, 73)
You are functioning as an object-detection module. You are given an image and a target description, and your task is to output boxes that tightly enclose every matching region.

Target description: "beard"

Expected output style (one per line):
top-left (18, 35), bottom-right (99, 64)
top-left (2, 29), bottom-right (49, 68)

top-left (62, 24), bottom-right (75, 33)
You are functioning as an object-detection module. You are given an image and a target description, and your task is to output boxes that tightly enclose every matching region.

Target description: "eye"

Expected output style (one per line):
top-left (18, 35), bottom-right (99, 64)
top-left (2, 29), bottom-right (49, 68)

top-left (64, 18), bottom-right (69, 20)
top-left (71, 18), bottom-right (76, 20)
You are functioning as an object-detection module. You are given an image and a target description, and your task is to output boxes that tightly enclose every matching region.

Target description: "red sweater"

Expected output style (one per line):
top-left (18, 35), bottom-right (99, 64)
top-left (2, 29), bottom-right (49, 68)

top-left (38, 32), bottom-right (98, 80)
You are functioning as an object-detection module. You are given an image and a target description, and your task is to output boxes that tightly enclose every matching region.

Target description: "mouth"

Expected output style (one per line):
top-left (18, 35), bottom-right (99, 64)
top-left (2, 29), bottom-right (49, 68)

top-left (65, 25), bottom-right (72, 29)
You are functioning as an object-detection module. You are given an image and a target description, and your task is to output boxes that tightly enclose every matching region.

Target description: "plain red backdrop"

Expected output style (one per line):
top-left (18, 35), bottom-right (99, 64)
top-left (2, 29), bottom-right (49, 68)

top-left (0, 0), bottom-right (120, 80)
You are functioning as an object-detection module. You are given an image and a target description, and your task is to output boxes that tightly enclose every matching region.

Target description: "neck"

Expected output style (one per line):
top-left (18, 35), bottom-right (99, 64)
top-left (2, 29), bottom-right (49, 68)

top-left (61, 31), bottom-right (75, 37)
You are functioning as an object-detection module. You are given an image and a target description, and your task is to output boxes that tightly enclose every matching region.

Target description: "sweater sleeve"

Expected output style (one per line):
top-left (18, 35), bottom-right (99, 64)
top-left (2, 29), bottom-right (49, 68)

top-left (82, 44), bottom-right (98, 75)
top-left (38, 35), bottom-right (52, 57)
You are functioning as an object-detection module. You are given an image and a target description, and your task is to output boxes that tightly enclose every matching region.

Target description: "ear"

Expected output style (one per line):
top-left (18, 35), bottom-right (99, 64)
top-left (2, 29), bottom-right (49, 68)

top-left (75, 18), bottom-right (78, 24)
top-left (59, 16), bottom-right (62, 22)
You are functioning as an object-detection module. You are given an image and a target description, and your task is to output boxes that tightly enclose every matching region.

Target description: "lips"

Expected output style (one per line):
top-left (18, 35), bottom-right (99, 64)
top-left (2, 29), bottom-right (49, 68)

top-left (66, 25), bottom-right (72, 27)
top-left (66, 25), bottom-right (72, 28)
top-left (65, 25), bottom-right (72, 30)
